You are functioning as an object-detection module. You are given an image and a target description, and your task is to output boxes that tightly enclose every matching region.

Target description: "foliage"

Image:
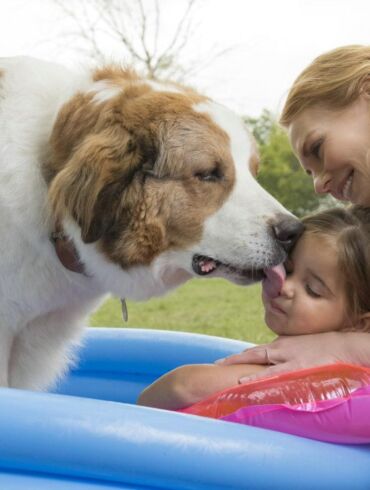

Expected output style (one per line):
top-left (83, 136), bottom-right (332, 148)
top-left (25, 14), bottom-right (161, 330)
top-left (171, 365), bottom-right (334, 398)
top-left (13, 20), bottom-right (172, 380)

top-left (246, 110), bottom-right (333, 217)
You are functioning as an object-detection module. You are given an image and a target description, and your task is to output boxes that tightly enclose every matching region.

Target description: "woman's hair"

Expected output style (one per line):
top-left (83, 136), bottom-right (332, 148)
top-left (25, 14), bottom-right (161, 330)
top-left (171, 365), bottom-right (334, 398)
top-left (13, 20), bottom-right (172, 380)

top-left (302, 206), bottom-right (370, 330)
top-left (280, 45), bottom-right (370, 126)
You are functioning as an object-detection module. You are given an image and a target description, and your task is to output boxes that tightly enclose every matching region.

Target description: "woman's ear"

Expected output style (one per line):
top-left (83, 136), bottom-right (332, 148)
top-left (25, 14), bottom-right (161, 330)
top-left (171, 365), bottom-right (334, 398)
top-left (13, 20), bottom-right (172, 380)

top-left (360, 78), bottom-right (370, 99)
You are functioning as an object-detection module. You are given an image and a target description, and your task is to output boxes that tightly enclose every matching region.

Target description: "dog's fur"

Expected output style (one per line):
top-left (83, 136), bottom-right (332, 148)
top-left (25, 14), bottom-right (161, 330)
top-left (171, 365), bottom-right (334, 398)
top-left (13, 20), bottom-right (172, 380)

top-left (0, 57), bottom-right (293, 390)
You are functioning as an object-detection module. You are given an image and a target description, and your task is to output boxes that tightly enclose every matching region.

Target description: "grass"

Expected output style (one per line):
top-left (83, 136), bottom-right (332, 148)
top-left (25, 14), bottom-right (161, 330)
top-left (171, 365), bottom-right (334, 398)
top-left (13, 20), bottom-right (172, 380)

top-left (89, 279), bottom-right (276, 344)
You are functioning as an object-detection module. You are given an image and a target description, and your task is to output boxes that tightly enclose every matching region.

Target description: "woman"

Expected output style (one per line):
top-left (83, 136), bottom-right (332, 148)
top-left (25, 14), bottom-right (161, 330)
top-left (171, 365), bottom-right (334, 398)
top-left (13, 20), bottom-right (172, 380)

top-left (220, 45), bottom-right (370, 381)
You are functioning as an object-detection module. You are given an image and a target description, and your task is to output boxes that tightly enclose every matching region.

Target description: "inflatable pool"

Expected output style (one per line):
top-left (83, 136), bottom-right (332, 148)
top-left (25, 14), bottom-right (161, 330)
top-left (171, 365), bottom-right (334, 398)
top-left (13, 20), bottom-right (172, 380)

top-left (0, 327), bottom-right (369, 489)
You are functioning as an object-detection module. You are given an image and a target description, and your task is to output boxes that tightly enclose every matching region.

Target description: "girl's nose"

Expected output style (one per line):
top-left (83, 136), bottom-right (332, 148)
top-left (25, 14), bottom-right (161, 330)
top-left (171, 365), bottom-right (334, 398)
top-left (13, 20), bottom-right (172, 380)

top-left (280, 277), bottom-right (294, 298)
top-left (313, 172), bottom-right (332, 195)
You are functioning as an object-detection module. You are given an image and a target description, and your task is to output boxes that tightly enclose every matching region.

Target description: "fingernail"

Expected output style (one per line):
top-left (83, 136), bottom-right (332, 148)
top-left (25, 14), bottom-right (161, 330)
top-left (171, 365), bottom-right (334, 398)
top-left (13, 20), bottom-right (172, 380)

top-left (239, 376), bottom-right (254, 384)
top-left (214, 358), bottom-right (225, 364)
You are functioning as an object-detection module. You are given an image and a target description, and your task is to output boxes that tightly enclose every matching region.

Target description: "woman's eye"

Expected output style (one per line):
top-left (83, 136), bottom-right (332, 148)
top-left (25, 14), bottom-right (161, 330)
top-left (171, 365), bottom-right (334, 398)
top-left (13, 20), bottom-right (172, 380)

top-left (310, 140), bottom-right (323, 159)
top-left (305, 284), bottom-right (321, 298)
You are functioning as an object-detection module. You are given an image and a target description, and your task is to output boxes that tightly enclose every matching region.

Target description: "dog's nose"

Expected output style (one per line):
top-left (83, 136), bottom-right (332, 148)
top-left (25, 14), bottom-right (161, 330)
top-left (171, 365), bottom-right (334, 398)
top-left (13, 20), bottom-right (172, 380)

top-left (272, 215), bottom-right (304, 253)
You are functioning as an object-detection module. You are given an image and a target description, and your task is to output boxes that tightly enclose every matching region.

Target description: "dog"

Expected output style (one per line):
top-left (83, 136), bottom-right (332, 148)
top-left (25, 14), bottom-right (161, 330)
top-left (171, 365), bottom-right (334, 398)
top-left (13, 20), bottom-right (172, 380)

top-left (0, 56), bottom-right (302, 390)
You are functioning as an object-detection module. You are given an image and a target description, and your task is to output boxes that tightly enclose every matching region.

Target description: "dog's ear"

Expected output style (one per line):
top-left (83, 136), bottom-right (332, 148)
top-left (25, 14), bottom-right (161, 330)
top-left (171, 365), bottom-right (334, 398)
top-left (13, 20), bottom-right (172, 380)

top-left (48, 130), bottom-right (145, 243)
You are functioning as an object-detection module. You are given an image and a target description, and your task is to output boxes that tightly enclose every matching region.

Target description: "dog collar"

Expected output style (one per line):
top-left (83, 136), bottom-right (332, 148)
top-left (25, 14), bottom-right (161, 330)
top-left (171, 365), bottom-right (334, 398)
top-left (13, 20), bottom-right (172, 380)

top-left (50, 228), bottom-right (129, 322)
top-left (50, 229), bottom-right (85, 274)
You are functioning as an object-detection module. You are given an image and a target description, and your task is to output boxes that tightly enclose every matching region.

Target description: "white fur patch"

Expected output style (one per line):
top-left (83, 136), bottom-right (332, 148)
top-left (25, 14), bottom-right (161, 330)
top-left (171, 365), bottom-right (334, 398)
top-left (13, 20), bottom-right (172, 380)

top-left (90, 81), bottom-right (122, 103)
top-left (144, 80), bottom-right (182, 94)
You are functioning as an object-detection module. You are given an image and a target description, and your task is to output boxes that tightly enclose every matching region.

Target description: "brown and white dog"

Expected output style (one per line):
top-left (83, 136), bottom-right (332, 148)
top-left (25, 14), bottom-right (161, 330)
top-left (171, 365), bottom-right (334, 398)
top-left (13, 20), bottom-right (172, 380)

top-left (0, 57), bottom-right (301, 390)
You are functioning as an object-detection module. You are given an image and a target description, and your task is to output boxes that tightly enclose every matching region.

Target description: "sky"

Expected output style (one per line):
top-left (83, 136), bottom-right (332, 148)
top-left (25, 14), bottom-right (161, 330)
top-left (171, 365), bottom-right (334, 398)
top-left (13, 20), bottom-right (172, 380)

top-left (0, 0), bottom-right (370, 117)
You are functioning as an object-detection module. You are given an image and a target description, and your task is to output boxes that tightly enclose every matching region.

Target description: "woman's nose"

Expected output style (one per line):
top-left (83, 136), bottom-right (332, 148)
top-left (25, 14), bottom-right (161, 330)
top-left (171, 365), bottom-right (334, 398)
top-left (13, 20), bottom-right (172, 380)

top-left (313, 172), bottom-right (332, 194)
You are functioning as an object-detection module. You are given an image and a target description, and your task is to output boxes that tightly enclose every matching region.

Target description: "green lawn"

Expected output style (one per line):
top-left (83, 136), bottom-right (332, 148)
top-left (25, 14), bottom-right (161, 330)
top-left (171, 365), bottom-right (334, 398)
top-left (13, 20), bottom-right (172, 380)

top-left (89, 279), bottom-right (276, 344)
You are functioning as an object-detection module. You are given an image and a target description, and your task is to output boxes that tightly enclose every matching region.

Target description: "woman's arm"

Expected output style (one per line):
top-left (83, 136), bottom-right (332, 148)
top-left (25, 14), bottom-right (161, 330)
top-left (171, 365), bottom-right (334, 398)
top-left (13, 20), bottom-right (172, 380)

top-left (137, 363), bottom-right (265, 410)
top-left (217, 332), bottom-right (370, 383)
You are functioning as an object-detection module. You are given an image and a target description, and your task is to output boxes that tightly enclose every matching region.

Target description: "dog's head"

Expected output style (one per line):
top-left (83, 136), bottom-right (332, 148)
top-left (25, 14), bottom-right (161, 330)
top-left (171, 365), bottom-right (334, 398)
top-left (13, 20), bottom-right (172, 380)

top-left (46, 67), bottom-right (302, 299)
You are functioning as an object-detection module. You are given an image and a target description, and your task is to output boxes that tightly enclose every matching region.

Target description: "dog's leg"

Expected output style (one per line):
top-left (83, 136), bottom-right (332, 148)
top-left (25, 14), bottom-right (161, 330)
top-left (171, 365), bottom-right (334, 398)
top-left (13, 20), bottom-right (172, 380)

top-left (8, 308), bottom-right (86, 391)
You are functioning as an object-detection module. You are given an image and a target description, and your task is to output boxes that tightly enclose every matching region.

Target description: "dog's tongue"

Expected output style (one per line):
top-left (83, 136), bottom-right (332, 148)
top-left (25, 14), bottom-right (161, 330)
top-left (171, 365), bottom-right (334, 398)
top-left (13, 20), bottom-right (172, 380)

top-left (262, 263), bottom-right (286, 299)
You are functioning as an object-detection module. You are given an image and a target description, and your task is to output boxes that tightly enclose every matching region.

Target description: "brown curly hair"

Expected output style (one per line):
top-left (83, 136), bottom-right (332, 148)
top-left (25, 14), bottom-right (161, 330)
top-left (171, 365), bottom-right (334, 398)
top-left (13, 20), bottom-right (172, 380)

top-left (302, 206), bottom-right (370, 330)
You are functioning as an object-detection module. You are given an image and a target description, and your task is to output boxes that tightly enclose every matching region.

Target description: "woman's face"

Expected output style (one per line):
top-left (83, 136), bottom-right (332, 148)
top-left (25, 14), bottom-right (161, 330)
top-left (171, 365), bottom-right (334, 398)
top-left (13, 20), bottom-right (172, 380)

top-left (288, 95), bottom-right (370, 206)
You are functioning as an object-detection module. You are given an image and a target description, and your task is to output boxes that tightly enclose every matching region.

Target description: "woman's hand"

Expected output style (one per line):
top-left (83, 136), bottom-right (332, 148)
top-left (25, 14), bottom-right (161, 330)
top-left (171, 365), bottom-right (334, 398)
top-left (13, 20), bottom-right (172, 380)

top-left (216, 332), bottom-right (370, 383)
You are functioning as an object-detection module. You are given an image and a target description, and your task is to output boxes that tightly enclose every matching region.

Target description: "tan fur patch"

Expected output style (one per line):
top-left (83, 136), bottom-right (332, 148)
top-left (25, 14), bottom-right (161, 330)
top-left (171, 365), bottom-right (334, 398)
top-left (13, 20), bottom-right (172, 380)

top-left (249, 136), bottom-right (260, 177)
top-left (93, 65), bottom-right (140, 84)
top-left (46, 67), bottom-right (236, 267)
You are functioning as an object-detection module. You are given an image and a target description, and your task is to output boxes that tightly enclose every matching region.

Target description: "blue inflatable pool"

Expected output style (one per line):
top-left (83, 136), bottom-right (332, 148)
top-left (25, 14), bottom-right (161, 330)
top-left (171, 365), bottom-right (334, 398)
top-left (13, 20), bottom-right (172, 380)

top-left (0, 327), bottom-right (369, 489)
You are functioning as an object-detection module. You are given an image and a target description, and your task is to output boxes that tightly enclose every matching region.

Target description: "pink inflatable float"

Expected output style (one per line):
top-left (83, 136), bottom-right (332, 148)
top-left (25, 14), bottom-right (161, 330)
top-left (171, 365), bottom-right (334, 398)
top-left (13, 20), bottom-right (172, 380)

top-left (181, 363), bottom-right (370, 444)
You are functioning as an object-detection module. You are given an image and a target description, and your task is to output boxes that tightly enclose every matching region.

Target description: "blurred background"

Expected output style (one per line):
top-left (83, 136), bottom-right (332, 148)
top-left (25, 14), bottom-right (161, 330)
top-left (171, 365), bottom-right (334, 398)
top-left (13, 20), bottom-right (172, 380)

top-left (1, 0), bottom-right (367, 342)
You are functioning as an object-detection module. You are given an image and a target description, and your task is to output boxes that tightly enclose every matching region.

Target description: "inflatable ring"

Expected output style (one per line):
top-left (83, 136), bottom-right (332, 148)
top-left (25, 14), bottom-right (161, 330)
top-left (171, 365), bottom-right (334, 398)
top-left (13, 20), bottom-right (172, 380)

top-left (181, 362), bottom-right (370, 444)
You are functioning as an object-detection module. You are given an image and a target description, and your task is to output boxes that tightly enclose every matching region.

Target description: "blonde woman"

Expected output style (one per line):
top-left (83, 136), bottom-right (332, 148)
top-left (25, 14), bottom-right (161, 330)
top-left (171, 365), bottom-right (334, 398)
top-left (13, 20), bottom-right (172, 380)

top-left (221, 45), bottom-right (370, 381)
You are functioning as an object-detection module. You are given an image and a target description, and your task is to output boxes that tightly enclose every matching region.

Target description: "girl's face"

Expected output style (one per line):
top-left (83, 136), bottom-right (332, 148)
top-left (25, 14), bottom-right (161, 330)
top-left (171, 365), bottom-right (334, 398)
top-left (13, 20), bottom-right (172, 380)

top-left (288, 95), bottom-right (370, 206)
top-left (262, 233), bottom-right (349, 336)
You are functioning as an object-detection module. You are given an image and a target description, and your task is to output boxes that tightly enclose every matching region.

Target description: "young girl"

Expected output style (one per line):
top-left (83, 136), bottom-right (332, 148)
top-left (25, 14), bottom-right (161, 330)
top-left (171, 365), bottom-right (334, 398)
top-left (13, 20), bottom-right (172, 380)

top-left (137, 205), bottom-right (370, 410)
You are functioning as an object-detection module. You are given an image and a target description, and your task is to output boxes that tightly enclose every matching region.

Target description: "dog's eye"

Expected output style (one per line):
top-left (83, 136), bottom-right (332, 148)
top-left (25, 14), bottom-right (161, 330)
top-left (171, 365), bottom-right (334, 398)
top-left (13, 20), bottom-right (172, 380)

top-left (194, 165), bottom-right (223, 182)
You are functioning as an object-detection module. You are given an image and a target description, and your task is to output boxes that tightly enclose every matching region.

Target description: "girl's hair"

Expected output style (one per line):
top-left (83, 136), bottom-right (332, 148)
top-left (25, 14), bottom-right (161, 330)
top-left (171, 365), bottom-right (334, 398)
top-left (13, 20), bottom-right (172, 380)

top-left (280, 45), bottom-right (370, 127)
top-left (302, 206), bottom-right (370, 329)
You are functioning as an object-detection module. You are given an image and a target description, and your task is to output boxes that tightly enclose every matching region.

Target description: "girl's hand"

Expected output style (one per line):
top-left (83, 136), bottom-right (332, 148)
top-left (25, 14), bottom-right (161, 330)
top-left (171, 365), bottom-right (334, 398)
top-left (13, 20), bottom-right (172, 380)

top-left (216, 332), bottom-right (370, 384)
top-left (137, 363), bottom-right (265, 409)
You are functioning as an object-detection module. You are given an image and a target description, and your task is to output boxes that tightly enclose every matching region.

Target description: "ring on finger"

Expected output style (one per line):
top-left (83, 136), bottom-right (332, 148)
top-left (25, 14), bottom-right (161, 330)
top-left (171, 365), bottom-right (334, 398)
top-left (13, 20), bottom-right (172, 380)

top-left (265, 348), bottom-right (273, 366)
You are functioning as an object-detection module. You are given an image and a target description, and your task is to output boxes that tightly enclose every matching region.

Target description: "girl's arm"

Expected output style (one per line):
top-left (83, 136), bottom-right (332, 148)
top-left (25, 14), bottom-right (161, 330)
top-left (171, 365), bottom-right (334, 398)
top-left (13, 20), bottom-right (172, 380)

top-left (137, 363), bottom-right (266, 410)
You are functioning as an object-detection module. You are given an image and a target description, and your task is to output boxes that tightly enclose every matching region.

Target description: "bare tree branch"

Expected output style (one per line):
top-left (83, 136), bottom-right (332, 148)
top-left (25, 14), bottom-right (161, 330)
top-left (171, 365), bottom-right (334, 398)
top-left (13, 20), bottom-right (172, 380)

top-left (137, 0), bottom-right (155, 76)
top-left (160, 0), bottom-right (195, 57)
top-left (153, 0), bottom-right (160, 60)
top-left (51, 0), bottom-right (233, 81)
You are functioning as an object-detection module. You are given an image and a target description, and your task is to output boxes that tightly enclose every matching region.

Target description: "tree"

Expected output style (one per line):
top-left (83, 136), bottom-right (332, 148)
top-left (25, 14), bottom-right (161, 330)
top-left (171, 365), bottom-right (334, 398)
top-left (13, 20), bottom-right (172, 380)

top-left (246, 110), bottom-right (334, 216)
top-left (53, 0), bottom-right (231, 81)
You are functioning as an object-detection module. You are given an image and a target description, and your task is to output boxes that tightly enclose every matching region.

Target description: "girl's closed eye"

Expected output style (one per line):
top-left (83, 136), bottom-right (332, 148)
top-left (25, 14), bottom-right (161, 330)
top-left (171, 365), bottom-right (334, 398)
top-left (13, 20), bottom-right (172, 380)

top-left (305, 283), bottom-right (321, 298)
